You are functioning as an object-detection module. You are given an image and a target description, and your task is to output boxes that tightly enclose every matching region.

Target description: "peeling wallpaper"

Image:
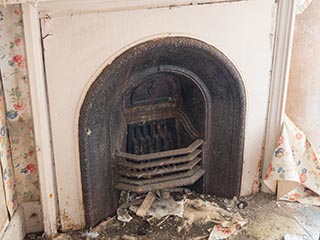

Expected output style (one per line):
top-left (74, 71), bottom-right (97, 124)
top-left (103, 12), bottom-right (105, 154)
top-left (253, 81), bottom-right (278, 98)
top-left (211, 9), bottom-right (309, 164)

top-left (0, 5), bottom-right (40, 205)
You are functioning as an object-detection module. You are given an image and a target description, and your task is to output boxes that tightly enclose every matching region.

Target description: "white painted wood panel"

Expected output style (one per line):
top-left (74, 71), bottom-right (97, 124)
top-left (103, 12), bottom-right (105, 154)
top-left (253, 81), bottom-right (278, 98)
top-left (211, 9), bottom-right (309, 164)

top-left (22, 3), bottom-right (59, 234)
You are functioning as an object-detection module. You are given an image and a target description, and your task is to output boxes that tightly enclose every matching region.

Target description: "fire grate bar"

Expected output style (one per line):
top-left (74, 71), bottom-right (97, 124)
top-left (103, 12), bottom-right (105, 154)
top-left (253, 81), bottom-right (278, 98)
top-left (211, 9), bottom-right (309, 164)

top-left (116, 139), bottom-right (203, 161)
top-left (115, 138), bottom-right (204, 192)
top-left (118, 165), bottom-right (203, 186)
top-left (118, 149), bottom-right (201, 169)
top-left (115, 169), bottom-right (205, 193)
top-left (119, 157), bottom-right (202, 178)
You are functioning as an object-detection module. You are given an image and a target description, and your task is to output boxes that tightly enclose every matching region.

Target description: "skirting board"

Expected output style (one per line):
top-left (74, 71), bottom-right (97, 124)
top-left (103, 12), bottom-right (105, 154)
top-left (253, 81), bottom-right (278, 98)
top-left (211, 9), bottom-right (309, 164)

top-left (1, 207), bottom-right (25, 240)
top-left (1, 201), bottom-right (44, 240)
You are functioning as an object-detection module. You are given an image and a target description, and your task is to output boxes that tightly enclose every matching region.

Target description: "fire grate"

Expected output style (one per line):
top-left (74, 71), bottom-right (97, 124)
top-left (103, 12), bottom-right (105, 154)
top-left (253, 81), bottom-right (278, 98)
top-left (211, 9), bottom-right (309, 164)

top-left (115, 138), bottom-right (204, 193)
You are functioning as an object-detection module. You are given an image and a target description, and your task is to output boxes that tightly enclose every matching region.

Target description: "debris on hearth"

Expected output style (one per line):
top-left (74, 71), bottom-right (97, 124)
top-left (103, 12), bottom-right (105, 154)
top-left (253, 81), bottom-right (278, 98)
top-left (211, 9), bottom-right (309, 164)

top-left (136, 192), bottom-right (156, 218)
top-left (115, 189), bottom-right (248, 240)
top-left (129, 195), bottom-right (184, 219)
top-left (24, 190), bottom-right (248, 240)
top-left (28, 192), bottom-right (320, 240)
top-left (117, 208), bottom-right (133, 223)
top-left (82, 231), bottom-right (100, 239)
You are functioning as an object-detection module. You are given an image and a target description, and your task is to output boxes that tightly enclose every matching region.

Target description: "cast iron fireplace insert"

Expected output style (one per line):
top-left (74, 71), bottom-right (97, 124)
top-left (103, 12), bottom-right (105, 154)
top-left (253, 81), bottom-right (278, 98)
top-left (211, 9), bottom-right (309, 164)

top-left (79, 37), bottom-right (246, 227)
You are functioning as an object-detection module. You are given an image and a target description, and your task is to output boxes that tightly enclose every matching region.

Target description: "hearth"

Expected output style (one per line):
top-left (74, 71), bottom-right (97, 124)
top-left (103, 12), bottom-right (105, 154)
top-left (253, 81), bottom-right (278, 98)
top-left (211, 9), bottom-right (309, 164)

top-left (79, 37), bottom-right (246, 227)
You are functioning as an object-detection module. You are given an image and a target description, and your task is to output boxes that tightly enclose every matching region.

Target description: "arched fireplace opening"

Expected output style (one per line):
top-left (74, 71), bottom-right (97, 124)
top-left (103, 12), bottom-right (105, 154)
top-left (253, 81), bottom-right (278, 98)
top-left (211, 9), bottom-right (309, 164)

top-left (79, 37), bottom-right (246, 227)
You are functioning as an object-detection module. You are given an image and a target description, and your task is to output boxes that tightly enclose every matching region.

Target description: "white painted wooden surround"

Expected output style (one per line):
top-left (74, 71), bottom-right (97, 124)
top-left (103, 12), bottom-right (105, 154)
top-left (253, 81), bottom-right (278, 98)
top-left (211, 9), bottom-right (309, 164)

top-left (22, 0), bottom-right (296, 236)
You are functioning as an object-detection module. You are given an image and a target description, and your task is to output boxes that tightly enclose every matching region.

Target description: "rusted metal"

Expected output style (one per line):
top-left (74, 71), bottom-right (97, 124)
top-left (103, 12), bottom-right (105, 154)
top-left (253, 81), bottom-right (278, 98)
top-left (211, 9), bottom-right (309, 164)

top-left (118, 165), bottom-right (203, 185)
top-left (116, 77), bottom-right (204, 192)
top-left (118, 149), bottom-right (202, 169)
top-left (116, 139), bottom-right (203, 161)
top-left (117, 97), bottom-right (204, 192)
top-left (124, 103), bottom-right (199, 139)
top-left (116, 169), bottom-right (205, 193)
top-left (118, 156), bottom-right (201, 177)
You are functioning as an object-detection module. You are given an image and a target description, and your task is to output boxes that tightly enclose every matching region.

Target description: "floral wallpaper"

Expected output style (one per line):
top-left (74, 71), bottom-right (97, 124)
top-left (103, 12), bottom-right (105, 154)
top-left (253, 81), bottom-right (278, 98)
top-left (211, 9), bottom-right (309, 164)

top-left (264, 116), bottom-right (320, 206)
top-left (0, 5), bottom-right (40, 205)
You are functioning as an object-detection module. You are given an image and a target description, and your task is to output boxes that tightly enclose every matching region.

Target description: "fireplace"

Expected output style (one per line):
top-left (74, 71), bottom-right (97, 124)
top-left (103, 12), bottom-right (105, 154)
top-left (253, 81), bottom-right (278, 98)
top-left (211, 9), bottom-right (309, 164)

top-left (79, 37), bottom-right (246, 227)
top-left (27, 0), bottom-right (276, 231)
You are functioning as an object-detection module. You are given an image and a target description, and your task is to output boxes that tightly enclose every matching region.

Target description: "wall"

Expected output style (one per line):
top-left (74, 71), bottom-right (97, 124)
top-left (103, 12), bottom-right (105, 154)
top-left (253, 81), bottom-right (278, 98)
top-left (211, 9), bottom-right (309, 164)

top-left (286, 0), bottom-right (320, 154)
top-left (0, 4), bottom-right (40, 236)
top-left (0, 3), bottom-right (39, 204)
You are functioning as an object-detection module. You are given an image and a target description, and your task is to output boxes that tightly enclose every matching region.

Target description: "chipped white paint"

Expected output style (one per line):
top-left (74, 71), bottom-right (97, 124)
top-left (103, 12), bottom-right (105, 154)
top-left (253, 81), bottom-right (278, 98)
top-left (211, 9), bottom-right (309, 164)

top-left (86, 129), bottom-right (92, 136)
top-left (22, 3), bottom-right (59, 235)
top-left (262, 0), bottom-right (297, 192)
